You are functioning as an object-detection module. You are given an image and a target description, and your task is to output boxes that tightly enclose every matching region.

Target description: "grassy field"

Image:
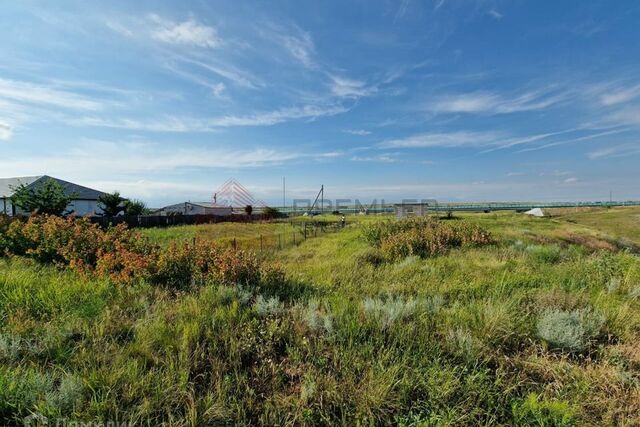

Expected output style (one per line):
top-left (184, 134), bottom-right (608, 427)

top-left (547, 207), bottom-right (640, 246)
top-left (141, 218), bottom-right (346, 251)
top-left (1, 208), bottom-right (639, 425)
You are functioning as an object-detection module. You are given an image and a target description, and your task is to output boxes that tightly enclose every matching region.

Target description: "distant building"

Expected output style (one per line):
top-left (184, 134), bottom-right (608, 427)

top-left (393, 200), bottom-right (438, 218)
top-left (156, 201), bottom-right (233, 216)
top-left (0, 175), bottom-right (107, 216)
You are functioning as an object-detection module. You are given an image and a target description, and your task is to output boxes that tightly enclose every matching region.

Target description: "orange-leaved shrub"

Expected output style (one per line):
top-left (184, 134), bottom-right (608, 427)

top-left (363, 216), bottom-right (493, 261)
top-left (0, 214), bottom-right (282, 290)
top-left (151, 240), bottom-right (263, 290)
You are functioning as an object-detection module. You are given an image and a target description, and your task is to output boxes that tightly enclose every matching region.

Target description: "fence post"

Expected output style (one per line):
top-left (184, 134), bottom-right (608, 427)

top-left (278, 234), bottom-right (282, 250)
top-left (304, 223), bottom-right (307, 240)
top-left (293, 231), bottom-right (296, 245)
top-left (232, 238), bottom-right (237, 250)
top-left (260, 234), bottom-right (263, 251)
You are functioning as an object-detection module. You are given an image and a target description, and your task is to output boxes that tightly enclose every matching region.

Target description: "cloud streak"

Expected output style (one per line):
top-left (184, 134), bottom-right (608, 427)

top-left (1, 140), bottom-right (341, 179)
top-left (148, 14), bottom-right (221, 48)
top-left (0, 121), bottom-right (12, 141)
top-left (381, 131), bottom-right (503, 148)
top-left (0, 78), bottom-right (104, 111)
top-left (428, 90), bottom-right (564, 114)
top-left (73, 104), bottom-right (348, 132)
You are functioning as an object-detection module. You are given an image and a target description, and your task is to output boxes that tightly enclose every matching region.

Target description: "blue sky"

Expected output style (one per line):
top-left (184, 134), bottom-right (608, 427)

top-left (1, 0), bottom-right (640, 206)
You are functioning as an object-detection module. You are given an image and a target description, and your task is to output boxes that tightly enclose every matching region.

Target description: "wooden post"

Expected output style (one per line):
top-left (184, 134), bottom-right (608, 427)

top-left (232, 238), bottom-right (237, 250)
top-left (278, 234), bottom-right (282, 250)
top-left (260, 234), bottom-right (263, 251)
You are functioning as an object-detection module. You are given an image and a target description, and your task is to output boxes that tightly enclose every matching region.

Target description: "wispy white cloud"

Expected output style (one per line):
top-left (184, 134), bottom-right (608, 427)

top-left (381, 131), bottom-right (503, 148)
top-left (1, 139), bottom-right (338, 179)
top-left (0, 121), bottom-right (12, 141)
top-left (73, 103), bottom-right (348, 132)
top-left (587, 143), bottom-right (640, 159)
top-left (148, 14), bottom-right (221, 48)
top-left (0, 78), bottom-right (104, 111)
top-left (211, 82), bottom-right (226, 98)
top-left (281, 31), bottom-right (315, 68)
top-left (165, 64), bottom-right (229, 97)
top-left (207, 104), bottom-right (348, 127)
top-left (479, 127), bottom-right (593, 153)
top-left (607, 107), bottom-right (640, 126)
top-left (351, 153), bottom-right (399, 163)
top-left (329, 74), bottom-right (377, 98)
top-left (518, 128), bottom-right (628, 152)
top-left (539, 170), bottom-right (572, 177)
top-left (488, 10), bottom-right (503, 20)
top-left (172, 55), bottom-right (263, 89)
top-left (600, 84), bottom-right (640, 106)
top-left (428, 90), bottom-right (564, 114)
top-left (394, 0), bottom-right (410, 21)
top-left (563, 177), bottom-right (578, 184)
top-left (105, 20), bottom-right (134, 37)
top-left (344, 129), bottom-right (372, 136)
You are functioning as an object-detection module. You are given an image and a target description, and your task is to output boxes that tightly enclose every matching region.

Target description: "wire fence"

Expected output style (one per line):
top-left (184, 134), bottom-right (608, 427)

top-left (213, 220), bottom-right (346, 253)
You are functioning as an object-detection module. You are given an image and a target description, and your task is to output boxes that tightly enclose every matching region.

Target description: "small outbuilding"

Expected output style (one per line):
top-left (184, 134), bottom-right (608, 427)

top-left (156, 202), bottom-right (233, 216)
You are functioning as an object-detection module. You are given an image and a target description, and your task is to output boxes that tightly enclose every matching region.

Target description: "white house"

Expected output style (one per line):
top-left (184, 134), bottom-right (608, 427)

top-left (156, 201), bottom-right (233, 216)
top-left (0, 175), bottom-right (107, 216)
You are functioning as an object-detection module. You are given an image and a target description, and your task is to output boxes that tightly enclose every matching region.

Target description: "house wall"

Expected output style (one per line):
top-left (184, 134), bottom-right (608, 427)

top-left (203, 207), bottom-right (233, 216)
top-left (2, 198), bottom-right (101, 216)
top-left (158, 203), bottom-right (233, 216)
top-left (68, 200), bottom-right (102, 216)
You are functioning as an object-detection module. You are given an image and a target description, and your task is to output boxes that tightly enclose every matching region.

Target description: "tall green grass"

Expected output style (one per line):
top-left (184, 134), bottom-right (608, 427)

top-left (0, 211), bottom-right (639, 425)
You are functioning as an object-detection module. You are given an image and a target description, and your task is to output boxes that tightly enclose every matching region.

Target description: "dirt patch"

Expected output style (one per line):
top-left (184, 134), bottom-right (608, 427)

top-left (560, 233), bottom-right (616, 252)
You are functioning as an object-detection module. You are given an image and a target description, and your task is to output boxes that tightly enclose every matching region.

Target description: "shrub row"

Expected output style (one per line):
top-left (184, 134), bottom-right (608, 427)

top-left (0, 215), bottom-right (281, 289)
top-left (362, 217), bottom-right (493, 260)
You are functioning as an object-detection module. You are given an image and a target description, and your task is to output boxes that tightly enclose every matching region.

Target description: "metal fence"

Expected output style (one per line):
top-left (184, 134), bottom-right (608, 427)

top-left (214, 220), bottom-right (346, 253)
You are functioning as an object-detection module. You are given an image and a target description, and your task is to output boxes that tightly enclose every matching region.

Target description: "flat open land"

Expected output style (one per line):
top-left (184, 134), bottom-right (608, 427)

top-left (1, 208), bottom-right (639, 425)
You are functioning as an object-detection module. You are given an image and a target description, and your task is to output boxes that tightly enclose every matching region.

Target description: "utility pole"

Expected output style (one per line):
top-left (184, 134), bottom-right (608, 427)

top-left (321, 184), bottom-right (324, 214)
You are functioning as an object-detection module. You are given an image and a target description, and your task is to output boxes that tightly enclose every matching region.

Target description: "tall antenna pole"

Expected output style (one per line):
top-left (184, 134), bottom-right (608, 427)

top-left (321, 185), bottom-right (324, 213)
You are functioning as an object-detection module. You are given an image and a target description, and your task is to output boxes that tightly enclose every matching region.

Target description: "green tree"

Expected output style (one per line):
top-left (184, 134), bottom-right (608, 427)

top-left (10, 178), bottom-right (76, 216)
top-left (123, 199), bottom-right (147, 216)
top-left (98, 191), bottom-right (124, 217)
top-left (245, 205), bottom-right (253, 216)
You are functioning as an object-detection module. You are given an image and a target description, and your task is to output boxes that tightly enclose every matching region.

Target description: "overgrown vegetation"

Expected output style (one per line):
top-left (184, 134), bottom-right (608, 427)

top-left (0, 209), bottom-right (639, 425)
top-left (0, 215), bottom-right (281, 289)
top-left (362, 216), bottom-right (493, 260)
top-left (10, 178), bottom-right (76, 216)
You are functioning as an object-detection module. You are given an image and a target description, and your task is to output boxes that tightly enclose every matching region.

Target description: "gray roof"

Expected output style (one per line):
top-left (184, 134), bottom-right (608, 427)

top-left (190, 202), bottom-right (230, 208)
top-left (159, 201), bottom-right (231, 209)
top-left (0, 175), bottom-right (107, 200)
